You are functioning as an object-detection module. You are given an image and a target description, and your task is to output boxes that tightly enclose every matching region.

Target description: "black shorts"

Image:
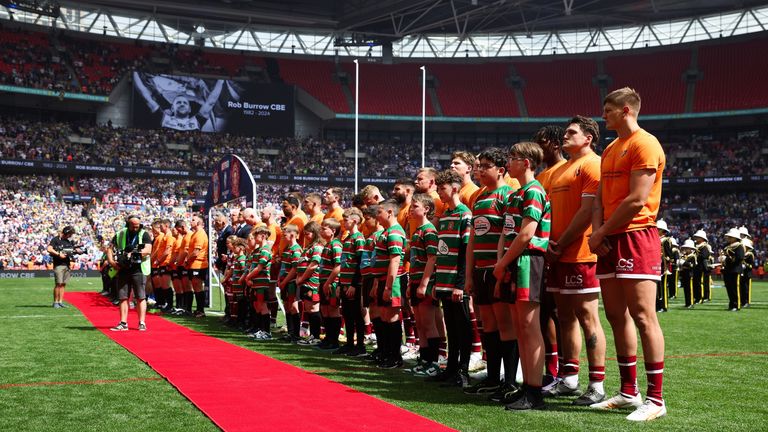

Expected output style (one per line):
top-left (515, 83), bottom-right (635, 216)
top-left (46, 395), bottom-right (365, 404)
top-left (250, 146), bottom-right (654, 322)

top-left (173, 267), bottom-right (186, 279)
top-left (409, 280), bottom-right (438, 307)
top-left (187, 268), bottom-right (209, 280)
top-left (472, 267), bottom-right (498, 306)
top-left (117, 272), bottom-right (147, 300)
top-left (151, 266), bottom-right (168, 277)
top-left (362, 277), bottom-right (375, 307)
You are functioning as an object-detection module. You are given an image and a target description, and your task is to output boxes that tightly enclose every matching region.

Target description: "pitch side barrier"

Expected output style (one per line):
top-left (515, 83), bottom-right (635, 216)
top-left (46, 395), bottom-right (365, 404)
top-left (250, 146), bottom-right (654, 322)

top-left (2, 158), bottom-right (764, 190)
top-left (0, 270), bottom-right (102, 279)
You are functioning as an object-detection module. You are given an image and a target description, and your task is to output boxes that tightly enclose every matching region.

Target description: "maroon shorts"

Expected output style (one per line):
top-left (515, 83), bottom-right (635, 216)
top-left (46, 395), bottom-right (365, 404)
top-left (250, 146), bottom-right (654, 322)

top-left (548, 262), bottom-right (600, 295)
top-left (596, 228), bottom-right (662, 281)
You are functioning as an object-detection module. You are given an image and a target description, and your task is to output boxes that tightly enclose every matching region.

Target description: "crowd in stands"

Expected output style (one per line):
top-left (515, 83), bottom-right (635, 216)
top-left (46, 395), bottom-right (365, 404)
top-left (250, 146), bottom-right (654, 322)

top-left (663, 135), bottom-right (768, 178)
top-left (0, 173), bottom-right (355, 270)
top-left (0, 175), bottom-right (201, 270)
top-left (0, 27), bottom-right (77, 92)
top-left (3, 118), bottom-right (768, 180)
top-left (659, 192), bottom-right (768, 264)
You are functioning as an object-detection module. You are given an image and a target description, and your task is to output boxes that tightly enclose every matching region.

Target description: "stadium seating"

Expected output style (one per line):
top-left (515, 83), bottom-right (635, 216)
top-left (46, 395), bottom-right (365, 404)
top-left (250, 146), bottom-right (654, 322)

top-left (515, 58), bottom-right (601, 117)
top-left (429, 63), bottom-right (520, 117)
top-left (604, 49), bottom-right (690, 114)
top-left (278, 58), bottom-right (349, 113)
top-left (694, 38), bottom-right (768, 112)
top-left (340, 62), bottom-right (434, 116)
top-left (2, 25), bottom-right (768, 117)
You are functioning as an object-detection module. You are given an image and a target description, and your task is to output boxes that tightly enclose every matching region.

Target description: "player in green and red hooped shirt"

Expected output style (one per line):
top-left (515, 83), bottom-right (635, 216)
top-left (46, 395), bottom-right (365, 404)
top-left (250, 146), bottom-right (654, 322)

top-left (318, 218), bottom-right (343, 350)
top-left (243, 226), bottom-right (273, 339)
top-left (296, 221), bottom-right (325, 343)
top-left (431, 170), bottom-right (473, 387)
top-left (277, 224), bottom-right (303, 341)
top-left (494, 141), bottom-right (552, 411)
top-left (407, 193), bottom-right (440, 375)
top-left (371, 199), bottom-right (407, 369)
top-left (337, 207), bottom-right (367, 355)
top-left (465, 147), bottom-right (520, 396)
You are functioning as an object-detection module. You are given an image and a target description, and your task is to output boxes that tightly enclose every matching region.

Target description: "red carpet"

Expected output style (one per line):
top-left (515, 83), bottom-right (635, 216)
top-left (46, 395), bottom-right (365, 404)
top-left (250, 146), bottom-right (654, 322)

top-left (66, 292), bottom-right (455, 432)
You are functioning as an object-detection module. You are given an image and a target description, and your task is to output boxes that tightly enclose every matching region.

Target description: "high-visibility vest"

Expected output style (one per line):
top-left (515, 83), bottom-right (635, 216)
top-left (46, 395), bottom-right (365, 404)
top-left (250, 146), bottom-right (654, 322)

top-left (116, 228), bottom-right (151, 276)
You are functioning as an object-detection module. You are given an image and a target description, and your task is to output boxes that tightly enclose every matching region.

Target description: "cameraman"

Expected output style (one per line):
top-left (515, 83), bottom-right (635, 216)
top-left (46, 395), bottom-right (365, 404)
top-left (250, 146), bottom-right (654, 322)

top-left (107, 215), bottom-right (152, 331)
top-left (47, 225), bottom-right (81, 308)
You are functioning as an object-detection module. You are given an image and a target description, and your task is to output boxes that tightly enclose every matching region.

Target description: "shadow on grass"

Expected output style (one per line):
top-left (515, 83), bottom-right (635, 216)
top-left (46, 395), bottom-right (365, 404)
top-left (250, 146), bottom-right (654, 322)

top-left (63, 326), bottom-right (100, 331)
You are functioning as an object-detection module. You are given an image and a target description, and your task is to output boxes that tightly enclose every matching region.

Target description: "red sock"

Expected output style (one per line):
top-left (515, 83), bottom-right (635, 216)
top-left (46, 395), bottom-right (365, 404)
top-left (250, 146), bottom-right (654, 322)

top-left (365, 322), bottom-right (373, 336)
top-left (562, 358), bottom-right (579, 377)
top-left (439, 337), bottom-right (448, 358)
top-left (470, 312), bottom-right (482, 353)
top-left (545, 343), bottom-right (559, 377)
top-left (402, 308), bottom-right (416, 345)
top-left (588, 365), bottom-right (606, 383)
top-left (645, 361), bottom-right (664, 405)
top-left (617, 355), bottom-right (639, 397)
top-left (410, 316), bottom-right (419, 345)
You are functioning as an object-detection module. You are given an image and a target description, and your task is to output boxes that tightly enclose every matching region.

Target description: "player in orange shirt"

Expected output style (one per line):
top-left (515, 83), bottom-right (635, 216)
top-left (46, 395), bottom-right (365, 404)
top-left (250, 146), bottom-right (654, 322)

top-left (323, 187), bottom-right (345, 223)
top-left (415, 167), bottom-right (446, 224)
top-left (533, 124), bottom-right (567, 391)
top-left (543, 116), bottom-right (607, 405)
top-left (588, 87), bottom-right (667, 421)
top-left (450, 151), bottom-right (480, 208)
top-left (303, 192), bottom-right (325, 225)
top-left (280, 195), bottom-right (308, 252)
top-left (185, 214), bottom-right (209, 318)
top-left (172, 219), bottom-right (193, 315)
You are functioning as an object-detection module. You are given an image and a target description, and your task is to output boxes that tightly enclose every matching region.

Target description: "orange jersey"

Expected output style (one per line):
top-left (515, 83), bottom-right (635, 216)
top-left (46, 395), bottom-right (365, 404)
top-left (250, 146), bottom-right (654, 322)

top-left (600, 128), bottom-right (665, 235)
top-left (459, 182), bottom-right (480, 208)
top-left (429, 190), bottom-right (446, 218)
top-left (178, 232), bottom-right (193, 266)
top-left (151, 232), bottom-right (164, 262)
top-left (324, 206), bottom-right (343, 223)
top-left (187, 229), bottom-right (209, 269)
top-left (536, 159), bottom-right (567, 193)
top-left (324, 206), bottom-right (347, 238)
top-left (268, 222), bottom-right (282, 255)
top-left (503, 174), bottom-right (521, 190)
top-left (280, 212), bottom-right (307, 255)
top-left (162, 233), bottom-right (176, 266)
top-left (309, 212), bottom-right (324, 225)
top-left (549, 152), bottom-right (601, 263)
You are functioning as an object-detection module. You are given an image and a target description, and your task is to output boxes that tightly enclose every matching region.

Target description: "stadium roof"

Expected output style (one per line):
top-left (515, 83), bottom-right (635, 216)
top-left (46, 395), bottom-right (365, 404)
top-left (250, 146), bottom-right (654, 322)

top-left (60, 0), bottom-right (768, 37)
top-left (4, 1), bottom-right (768, 57)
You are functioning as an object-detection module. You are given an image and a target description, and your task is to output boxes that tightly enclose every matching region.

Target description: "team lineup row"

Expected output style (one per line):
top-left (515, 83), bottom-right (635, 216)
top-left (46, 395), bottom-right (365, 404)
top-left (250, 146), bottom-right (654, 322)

top-left (136, 87), bottom-right (667, 421)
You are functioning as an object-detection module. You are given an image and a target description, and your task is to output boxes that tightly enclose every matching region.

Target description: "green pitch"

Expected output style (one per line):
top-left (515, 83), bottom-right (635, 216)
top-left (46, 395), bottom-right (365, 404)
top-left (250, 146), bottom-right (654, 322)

top-left (1, 278), bottom-right (766, 431)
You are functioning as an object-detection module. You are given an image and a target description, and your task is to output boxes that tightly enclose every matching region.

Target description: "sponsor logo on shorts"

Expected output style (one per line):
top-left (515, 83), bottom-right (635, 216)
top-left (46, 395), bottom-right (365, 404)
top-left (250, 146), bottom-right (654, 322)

top-left (437, 239), bottom-right (449, 255)
top-left (473, 217), bottom-right (491, 236)
top-left (503, 215), bottom-right (515, 234)
top-left (617, 258), bottom-right (634, 272)
top-left (564, 275), bottom-right (583, 287)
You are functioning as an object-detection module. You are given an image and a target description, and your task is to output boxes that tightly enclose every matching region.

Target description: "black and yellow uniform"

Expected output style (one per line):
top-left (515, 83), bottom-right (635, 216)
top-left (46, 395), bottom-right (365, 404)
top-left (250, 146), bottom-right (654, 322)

top-left (741, 248), bottom-right (755, 308)
top-left (679, 249), bottom-right (697, 308)
top-left (721, 240), bottom-right (745, 311)
top-left (656, 235), bottom-right (673, 311)
top-left (693, 241), bottom-right (711, 303)
top-left (667, 243), bottom-right (680, 299)
top-left (701, 243), bottom-right (714, 301)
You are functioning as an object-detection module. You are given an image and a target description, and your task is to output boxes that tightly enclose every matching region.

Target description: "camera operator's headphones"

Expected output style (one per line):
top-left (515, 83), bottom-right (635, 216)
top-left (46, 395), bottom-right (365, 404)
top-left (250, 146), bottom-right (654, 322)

top-left (125, 215), bottom-right (144, 229)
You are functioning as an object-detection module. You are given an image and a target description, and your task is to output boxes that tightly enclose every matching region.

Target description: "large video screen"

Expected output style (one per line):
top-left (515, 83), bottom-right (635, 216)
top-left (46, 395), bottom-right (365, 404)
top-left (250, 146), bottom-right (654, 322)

top-left (131, 72), bottom-right (294, 136)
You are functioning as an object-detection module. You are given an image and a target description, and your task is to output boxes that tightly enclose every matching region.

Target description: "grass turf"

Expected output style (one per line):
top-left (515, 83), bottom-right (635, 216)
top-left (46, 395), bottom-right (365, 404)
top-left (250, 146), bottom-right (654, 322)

top-left (1, 277), bottom-right (767, 431)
